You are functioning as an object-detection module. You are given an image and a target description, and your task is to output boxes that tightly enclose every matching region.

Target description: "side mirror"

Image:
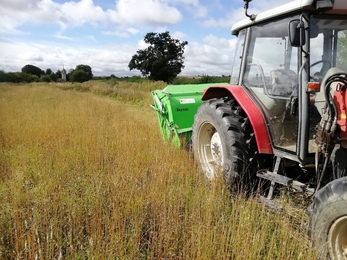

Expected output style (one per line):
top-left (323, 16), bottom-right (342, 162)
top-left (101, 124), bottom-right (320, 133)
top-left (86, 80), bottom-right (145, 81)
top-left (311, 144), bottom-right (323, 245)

top-left (310, 23), bottom-right (319, 38)
top-left (289, 19), bottom-right (305, 47)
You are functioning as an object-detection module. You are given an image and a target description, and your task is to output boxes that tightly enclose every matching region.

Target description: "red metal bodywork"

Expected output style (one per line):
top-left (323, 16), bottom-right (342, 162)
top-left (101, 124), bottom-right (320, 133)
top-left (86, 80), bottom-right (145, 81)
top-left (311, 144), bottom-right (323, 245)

top-left (334, 83), bottom-right (347, 148)
top-left (202, 85), bottom-right (273, 154)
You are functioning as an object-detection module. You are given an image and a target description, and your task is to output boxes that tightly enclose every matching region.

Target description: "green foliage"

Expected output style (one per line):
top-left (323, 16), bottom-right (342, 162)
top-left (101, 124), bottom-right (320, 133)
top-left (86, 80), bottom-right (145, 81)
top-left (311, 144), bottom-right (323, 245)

top-left (75, 64), bottom-right (93, 80)
top-left (70, 69), bottom-right (90, 83)
top-left (128, 75), bottom-right (145, 82)
top-left (39, 75), bottom-right (52, 82)
top-left (49, 73), bottom-right (57, 82)
top-left (171, 75), bottom-right (230, 85)
top-left (55, 70), bottom-right (62, 79)
top-left (21, 64), bottom-right (44, 77)
top-left (2, 67), bottom-right (59, 83)
top-left (1, 72), bottom-right (38, 83)
top-left (129, 31), bottom-right (188, 83)
top-left (106, 77), bottom-right (118, 87)
top-left (0, 70), bottom-right (8, 82)
top-left (337, 31), bottom-right (347, 70)
top-left (170, 77), bottom-right (198, 85)
top-left (199, 75), bottom-right (215, 84)
top-left (45, 68), bottom-right (52, 75)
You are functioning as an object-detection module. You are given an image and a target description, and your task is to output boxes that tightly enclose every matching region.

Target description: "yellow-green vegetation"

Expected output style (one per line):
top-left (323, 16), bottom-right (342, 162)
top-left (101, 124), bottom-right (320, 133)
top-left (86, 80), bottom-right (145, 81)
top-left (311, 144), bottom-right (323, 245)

top-left (0, 82), bottom-right (316, 259)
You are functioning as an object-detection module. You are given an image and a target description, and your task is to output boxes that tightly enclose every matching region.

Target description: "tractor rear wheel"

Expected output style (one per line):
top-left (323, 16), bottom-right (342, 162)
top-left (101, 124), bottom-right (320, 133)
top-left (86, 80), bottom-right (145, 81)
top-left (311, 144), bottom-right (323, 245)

top-left (309, 177), bottom-right (347, 260)
top-left (192, 98), bottom-right (267, 193)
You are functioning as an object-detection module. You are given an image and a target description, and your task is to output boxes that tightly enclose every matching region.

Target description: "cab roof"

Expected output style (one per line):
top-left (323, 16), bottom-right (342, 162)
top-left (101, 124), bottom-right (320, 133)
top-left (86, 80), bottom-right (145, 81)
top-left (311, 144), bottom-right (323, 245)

top-left (231, 0), bottom-right (346, 35)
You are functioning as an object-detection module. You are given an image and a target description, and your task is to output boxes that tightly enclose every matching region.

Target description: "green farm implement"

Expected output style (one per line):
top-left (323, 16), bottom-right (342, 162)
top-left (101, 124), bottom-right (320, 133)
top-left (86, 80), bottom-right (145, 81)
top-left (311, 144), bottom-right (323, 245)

top-left (151, 83), bottom-right (228, 147)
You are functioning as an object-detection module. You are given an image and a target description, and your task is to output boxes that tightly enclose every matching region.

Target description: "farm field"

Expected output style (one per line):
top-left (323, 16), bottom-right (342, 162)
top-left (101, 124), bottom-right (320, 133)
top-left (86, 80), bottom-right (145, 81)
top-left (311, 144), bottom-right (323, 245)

top-left (0, 82), bottom-right (316, 259)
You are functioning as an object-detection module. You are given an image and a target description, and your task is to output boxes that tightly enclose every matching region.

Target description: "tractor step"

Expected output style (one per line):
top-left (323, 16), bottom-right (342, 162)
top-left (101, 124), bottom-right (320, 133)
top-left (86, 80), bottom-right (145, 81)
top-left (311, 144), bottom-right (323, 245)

top-left (257, 170), bottom-right (309, 192)
top-left (257, 170), bottom-right (293, 186)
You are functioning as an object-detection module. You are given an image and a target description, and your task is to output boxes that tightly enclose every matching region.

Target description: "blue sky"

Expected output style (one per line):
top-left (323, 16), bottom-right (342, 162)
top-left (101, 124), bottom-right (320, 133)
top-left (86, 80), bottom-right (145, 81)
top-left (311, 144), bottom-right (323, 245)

top-left (0, 0), bottom-right (290, 77)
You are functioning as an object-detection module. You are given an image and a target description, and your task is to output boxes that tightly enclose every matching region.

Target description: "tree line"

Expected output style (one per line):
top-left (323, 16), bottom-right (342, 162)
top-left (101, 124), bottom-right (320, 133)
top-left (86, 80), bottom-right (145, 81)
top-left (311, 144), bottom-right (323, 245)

top-left (0, 64), bottom-right (93, 83)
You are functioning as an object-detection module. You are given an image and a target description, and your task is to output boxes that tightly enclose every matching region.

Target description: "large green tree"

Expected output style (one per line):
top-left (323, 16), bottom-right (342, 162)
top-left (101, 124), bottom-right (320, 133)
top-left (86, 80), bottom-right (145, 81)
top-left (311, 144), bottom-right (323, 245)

top-left (69, 69), bottom-right (90, 83)
top-left (45, 68), bottom-right (53, 75)
top-left (75, 64), bottom-right (93, 80)
top-left (128, 31), bottom-right (188, 83)
top-left (21, 64), bottom-right (44, 77)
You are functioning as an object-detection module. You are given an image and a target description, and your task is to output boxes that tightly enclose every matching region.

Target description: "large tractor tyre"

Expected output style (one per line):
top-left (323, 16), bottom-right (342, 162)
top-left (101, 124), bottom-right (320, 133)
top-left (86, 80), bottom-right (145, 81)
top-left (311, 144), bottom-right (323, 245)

top-left (192, 98), bottom-right (268, 193)
top-left (309, 176), bottom-right (347, 260)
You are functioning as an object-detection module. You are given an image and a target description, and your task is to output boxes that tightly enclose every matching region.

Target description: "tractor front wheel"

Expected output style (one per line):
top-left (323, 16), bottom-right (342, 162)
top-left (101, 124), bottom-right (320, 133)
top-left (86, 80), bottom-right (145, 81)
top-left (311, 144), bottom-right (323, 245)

top-left (309, 176), bottom-right (347, 260)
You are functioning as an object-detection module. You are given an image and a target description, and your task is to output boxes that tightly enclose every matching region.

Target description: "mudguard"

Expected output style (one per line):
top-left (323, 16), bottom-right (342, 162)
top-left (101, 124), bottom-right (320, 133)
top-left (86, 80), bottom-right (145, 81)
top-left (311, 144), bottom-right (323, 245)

top-left (202, 85), bottom-right (273, 154)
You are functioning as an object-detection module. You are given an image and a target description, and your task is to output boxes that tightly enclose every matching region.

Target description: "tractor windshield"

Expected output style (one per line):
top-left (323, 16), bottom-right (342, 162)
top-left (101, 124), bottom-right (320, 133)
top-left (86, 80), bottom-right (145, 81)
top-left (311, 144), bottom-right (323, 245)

top-left (309, 17), bottom-right (347, 126)
top-left (308, 16), bottom-right (347, 155)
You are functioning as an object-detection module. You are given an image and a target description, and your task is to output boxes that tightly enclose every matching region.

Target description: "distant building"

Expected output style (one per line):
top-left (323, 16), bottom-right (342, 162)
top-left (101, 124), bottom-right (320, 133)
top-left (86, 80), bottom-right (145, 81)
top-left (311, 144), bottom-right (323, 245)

top-left (61, 67), bottom-right (66, 81)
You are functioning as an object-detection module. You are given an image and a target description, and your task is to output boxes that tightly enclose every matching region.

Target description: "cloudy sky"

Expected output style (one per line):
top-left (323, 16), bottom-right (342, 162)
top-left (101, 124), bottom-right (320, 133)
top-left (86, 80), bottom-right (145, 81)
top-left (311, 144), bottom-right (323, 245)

top-left (0, 0), bottom-right (291, 77)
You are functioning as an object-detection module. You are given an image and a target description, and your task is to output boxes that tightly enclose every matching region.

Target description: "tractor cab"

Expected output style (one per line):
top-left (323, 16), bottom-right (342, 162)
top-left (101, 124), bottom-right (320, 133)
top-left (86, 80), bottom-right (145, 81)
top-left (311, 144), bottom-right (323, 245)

top-left (230, 0), bottom-right (347, 164)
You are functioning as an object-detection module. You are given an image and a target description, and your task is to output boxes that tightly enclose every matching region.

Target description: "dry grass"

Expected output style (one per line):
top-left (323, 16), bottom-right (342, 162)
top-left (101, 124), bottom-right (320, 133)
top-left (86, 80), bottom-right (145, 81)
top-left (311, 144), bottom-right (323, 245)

top-left (0, 82), bottom-right (316, 259)
top-left (54, 80), bottom-right (166, 106)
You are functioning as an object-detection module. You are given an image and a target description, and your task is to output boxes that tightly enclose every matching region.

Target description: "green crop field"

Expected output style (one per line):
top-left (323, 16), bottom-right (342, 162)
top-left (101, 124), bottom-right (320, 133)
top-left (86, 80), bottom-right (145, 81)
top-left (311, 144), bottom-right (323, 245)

top-left (0, 82), bottom-right (316, 259)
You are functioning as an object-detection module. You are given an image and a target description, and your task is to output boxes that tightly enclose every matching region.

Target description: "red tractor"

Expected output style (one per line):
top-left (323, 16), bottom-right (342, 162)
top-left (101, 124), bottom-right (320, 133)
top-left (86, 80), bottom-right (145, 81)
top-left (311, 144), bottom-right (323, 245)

top-left (152, 0), bottom-right (347, 258)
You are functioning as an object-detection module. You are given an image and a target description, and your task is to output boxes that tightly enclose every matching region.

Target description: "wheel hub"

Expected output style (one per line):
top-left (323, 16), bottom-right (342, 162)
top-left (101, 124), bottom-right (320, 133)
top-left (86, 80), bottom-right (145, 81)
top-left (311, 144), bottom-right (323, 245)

top-left (328, 215), bottom-right (347, 260)
top-left (210, 132), bottom-right (223, 167)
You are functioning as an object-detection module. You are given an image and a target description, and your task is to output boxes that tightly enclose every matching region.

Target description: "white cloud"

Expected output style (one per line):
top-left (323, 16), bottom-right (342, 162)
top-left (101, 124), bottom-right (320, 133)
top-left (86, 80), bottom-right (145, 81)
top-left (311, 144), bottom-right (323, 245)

top-left (0, 39), bottom-right (139, 76)
top-left (200, 7), bottom-right (247, 29)
top-left (163, 0), bottom-right (207, 18)
top-left (137, 40), bottom-right (150, 50)
top-left (0, 33), bottom-right (238, 77)
top-left (203, 34), bottom-right (231, 49)
top-left (112, 0), bottom-right (182, 26)
top-left (127, 28), bottom-right (140, 35)
top-left (0, 0), bottom-right (183, 36)
top-left (0, 0), bottom-right (298, 77)
top-left (59, 0), bottom-right (108, 27)
top-left (201, 0), bottom-right (293, 29)
top-left (182, 37), bottom-right (238, 76)
top-left (172, 31), bottom-right (187, 40)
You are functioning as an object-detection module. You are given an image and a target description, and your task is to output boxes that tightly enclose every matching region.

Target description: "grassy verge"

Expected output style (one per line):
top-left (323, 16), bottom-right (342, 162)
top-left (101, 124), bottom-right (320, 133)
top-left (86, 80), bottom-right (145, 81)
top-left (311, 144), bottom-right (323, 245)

top-left (0, 83), bottom-right (316, 259)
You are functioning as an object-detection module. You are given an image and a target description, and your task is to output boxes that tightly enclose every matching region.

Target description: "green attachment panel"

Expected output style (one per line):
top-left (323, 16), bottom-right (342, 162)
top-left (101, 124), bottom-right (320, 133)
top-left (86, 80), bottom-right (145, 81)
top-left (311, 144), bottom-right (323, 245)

top-left (151, 83), bottom-right (229, 146)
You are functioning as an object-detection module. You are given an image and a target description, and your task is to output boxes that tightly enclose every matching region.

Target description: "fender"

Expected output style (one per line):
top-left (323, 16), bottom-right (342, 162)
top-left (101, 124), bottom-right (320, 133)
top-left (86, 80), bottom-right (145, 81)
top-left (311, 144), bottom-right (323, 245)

top-left (202, 85), bottom-right (273, 154)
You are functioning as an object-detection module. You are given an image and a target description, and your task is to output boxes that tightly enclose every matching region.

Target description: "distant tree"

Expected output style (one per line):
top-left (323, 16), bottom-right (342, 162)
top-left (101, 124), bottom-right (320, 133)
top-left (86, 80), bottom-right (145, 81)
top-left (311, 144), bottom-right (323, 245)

top-left (49, 73), bottom-right (57, 82)
top-left (40, 75), bottom-right (52, 82)
top-left (128, 31), bottom-right (188, 83)
top-left (75, 64), bottom-right (93, 80)
top-left (21, 64), bottom-right (44, 77)
top-left (6, 72), bottom-right (38, 83)
top-left (46, 68), bottom-right (53, 75)
top-left (128, 75), bottom-right (143, 82)
top-left (70, 69), bottom-right (90, 83)
top-left (0, 70), bottom-right (8, 82)
top-left (56, 70), bottom-right (62, 79)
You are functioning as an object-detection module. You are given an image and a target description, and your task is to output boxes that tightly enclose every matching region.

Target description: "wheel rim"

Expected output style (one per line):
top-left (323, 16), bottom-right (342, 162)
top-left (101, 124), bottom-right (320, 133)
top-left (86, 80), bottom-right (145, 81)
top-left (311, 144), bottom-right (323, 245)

top-left (197, 122), bottom-right (224, 179)
top-left (328, 215), bottom-right (347, 260)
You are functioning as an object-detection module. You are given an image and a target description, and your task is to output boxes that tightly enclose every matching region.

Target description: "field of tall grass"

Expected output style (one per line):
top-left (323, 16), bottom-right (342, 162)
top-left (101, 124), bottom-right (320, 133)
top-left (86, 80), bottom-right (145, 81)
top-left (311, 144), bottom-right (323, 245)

top-left (0, 82), bottom-right (316, 259)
